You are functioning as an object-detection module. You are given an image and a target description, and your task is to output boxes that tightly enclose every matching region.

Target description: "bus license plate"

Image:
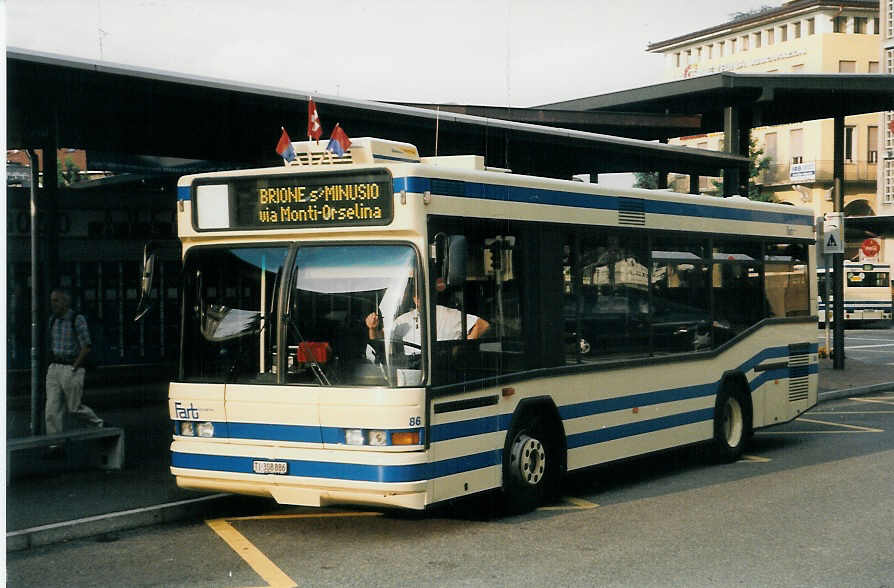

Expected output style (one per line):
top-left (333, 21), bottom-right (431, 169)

top-left (253, 460), bottom-right (288, 475)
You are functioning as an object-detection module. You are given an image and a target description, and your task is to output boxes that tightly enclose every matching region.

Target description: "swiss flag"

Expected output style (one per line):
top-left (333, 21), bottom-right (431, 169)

top-left (308, 100), bottom-right (322, 142)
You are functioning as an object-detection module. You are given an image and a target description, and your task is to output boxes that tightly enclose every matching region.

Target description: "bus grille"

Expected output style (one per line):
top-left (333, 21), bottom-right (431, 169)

top-left (618, 198), bottom-right (646, 225)
top-left (788, 350), bottom-right (810, 402)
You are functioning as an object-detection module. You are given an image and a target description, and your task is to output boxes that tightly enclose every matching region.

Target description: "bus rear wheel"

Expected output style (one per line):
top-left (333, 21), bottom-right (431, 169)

top-left (713, 386), bottom-right (750, 462)
top-left (503, 414), bottom-right (557, 514)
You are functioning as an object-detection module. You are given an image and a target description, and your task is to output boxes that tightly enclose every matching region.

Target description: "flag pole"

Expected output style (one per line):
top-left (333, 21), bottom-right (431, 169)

top-left (306, 98), bottom-right (313, 166)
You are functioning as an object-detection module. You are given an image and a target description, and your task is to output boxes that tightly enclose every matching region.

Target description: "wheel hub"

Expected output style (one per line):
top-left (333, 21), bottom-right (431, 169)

top-left (510, 433), bottom-right (546, 486)
top-left (722, 397), bottom-right (743, 447)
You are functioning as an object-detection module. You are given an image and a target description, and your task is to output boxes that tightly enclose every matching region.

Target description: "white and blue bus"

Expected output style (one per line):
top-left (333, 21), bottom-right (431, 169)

top-left (817, 262), bottom-right (893, 325)
top-left (160, 137), bottom-right (818, 513)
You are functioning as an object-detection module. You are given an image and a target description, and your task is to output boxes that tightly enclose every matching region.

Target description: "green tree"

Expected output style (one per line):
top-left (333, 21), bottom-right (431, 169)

top-left (711, 136), bottom-right (774, 201)
top-left (633, 171), bottom-right (658, 189)
top-left (633, 171), bottom-right (680, 191)
top-left (57, 156), bottom-right (82, 186)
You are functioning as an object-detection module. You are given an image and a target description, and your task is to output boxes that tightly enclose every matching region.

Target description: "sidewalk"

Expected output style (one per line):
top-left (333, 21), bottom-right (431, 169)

top-left (7, 359), bottom-right (894, 551)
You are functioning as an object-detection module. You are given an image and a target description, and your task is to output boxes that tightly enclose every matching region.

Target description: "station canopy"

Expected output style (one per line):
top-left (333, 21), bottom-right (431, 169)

top-left (541, 72), bottom-right (894, 133)
top-left (7, 47), bottom-right (747, 181)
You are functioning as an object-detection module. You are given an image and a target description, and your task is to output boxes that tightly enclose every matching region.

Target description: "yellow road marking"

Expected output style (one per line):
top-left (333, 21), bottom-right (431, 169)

top-left (225, 511), bottom-right (384, 522)
top-left (797, 417), bottom-right (883, 432)
top-left (739, 455), bottom-right (771, 463)
top-left (206, 518), bottom-right (297, 588)
top-left (538, 496), bottom-right (599, 511)
top-left (206, 510), bottom-right (384, 588)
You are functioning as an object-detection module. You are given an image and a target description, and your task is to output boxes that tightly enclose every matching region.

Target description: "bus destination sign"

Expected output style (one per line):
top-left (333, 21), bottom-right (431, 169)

top-left (202, 170), bottom-right (394, 230)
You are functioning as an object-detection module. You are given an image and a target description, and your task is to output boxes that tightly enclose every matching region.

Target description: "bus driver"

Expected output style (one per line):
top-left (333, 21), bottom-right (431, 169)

top-left (364, 294), bottom-right (490, 353)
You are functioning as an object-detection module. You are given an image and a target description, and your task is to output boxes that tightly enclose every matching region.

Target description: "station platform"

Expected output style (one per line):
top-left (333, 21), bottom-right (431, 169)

top-left (6, 358), bottom-right (894, 551)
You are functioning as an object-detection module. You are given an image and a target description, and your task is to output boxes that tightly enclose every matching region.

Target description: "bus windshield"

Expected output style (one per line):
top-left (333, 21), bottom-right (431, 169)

top-left (181, 243), bottom-right (422, 387)
top-left (285, 244), bottom-right (421, 387)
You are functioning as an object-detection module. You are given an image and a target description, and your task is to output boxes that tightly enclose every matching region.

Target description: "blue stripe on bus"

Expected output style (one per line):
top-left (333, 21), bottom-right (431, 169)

top-left (178, 185), bottom-right (191, 201)
top-left (748, 362), bottom-right (818, 391)
top-left (394, 177), bottom-right (814, 226)
top-left (171, 449), bottom-right (497, 482)
top-left (566, 408), bottom-right (716, 449)
top-left (183, 422), bottom-right (426, 445)
top-left (428, 344), bottom-right (816, 442)
top-left (228, 422), bottom-right (321, 443)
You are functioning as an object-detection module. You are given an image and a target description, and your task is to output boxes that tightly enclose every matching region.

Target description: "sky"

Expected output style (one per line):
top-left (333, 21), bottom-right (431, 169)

top-left (6, 0), bottom-right (776, 107)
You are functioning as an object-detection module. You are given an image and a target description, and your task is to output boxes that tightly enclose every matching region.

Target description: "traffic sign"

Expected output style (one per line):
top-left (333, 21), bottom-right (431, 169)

top-left (860, 238), bottom-right (880, 259)
top-left (823, 228), bottom-right (844, 254)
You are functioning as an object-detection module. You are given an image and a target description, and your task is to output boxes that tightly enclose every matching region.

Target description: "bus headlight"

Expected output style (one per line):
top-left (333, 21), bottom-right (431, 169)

top-left (181, 421), bottom-right (195, 436)
top-left (345, 429), bottom-right (365, 445)
top-left (197, 422), bottom-right (215, 438)
top-left (368, 430), bottom-right (387, 446)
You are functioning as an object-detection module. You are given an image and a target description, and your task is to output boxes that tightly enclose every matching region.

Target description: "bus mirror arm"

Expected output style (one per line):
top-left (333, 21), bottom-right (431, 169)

top-left (134, 244), bottom-right (158, 322)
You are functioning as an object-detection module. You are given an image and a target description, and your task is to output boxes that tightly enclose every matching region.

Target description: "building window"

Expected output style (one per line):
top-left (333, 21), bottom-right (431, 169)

top-left (887, 112), bottom-right (894, 152)
top-left (790, 128), bottom-right (804, 164)
top-left (696, 47), bottom-right (702, 62)
top-left (765, 29), bottom-right (773, 45)
top-left (742, 35), bottom-right (749, 51)
top-left (870, 61), bottom-right (880, 73)
top-left (839, 60), bottom-right (857, 73)
top-left (807, 18), bottom-right (815, 35)
top-left (675, 53), bottom-right (681, 67)
top-left (833, 16), bottom-right (846, 33)
top-left (707, 44), bottom-right (713, 59)
top-left (765, 132), bottom-right (778, 164)
top-left (780, 24), bottom-right (788, 42)
top-left (854, 17), bottom-right (866, 34)
top-left (868, 126), bottom-right (879, 163)
top-left (844, 126), bottom-right (855, 163)
top-left (885, 160), bottom-right (894, 204)
top-left (793, 22), bottom-right (801, 38)
top-left (719, 41), bottom-right (725, 57)
top-left (730, 38), bottom-right (736, 54)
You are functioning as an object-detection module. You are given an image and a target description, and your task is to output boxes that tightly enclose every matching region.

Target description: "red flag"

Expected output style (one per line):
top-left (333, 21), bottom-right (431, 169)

top-left (275, 127), bottom-right (295, 161)
top-left (308, 99), bottom-right (322, 142)
top-left (326, 123), bottom-right (352, 157)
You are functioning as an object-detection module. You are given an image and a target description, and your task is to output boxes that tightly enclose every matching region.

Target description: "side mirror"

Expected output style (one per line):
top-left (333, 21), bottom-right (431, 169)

top-left (442, 235), bottom-right (467, 287)
top-left (134, 245), bottom-right (157, 322)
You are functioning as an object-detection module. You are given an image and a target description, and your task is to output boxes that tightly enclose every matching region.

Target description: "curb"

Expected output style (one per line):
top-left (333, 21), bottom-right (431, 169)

top-left (818, 382), bottom-right (894, 403)
top-left (6, 493), bottom-right (233, 552)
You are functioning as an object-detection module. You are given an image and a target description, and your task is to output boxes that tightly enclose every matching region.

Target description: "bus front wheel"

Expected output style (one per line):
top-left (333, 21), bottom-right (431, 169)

top-left (713, 385), bottom-right (751, 462)
top-left (503, 413), bottom-right (558, 514)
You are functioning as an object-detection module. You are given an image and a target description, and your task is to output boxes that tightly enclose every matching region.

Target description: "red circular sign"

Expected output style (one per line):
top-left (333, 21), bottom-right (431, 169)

top-left (861, 238), bottom-right (880, 258)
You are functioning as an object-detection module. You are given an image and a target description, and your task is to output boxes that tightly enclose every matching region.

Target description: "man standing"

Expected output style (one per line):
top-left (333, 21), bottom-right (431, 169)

top-left (46, 288), bottom-right (103, 435)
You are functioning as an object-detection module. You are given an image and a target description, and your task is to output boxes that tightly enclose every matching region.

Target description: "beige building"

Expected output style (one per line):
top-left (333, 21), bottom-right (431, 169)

top-left (648, 0), bottom-right (883, 233)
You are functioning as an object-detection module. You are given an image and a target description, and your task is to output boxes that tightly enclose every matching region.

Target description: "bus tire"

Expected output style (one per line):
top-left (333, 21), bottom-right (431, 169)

top-left (502, 410), bottom-right (559, 514)
top-left (713, 383), bottom-right (751, 462)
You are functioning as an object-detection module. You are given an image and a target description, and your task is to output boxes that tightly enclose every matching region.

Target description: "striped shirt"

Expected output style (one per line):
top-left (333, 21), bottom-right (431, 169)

top-left (50, 310), bottom-right (91, 361)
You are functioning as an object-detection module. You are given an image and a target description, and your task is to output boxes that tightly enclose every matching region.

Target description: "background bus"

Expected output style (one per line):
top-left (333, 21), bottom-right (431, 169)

top-left (159, 137), bottom-right (818, 513)
top-left (817, 263), bottom-right (893, 325)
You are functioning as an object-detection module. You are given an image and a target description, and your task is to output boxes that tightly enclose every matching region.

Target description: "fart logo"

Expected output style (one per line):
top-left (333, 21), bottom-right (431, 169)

top-left (174, 401), bottom-right (201, 420)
